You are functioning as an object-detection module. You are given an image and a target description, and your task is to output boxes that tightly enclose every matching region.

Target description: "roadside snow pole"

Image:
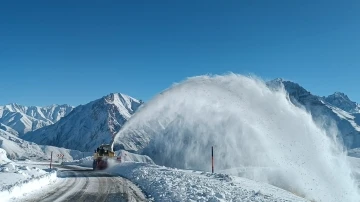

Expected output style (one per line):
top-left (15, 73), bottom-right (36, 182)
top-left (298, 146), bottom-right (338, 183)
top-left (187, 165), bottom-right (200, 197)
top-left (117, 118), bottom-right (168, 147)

top-left (212, 146), bottom-right (214, 173)
top-left (50, 151), bottom-right (53, 169)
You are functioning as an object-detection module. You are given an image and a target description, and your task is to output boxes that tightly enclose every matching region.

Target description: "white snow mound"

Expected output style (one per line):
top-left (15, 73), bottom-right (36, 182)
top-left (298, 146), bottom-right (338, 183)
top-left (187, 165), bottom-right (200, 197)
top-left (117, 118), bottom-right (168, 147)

top-left (107, 162), bottom-right (309, 202)
top-left (0, 148), bottom-right (57, 201)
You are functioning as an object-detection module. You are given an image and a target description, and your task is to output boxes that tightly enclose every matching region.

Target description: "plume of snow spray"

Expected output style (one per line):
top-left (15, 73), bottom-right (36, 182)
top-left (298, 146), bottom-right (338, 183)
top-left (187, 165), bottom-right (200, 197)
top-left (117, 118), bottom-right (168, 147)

top-left (114, 73), bottom-right (360, 202)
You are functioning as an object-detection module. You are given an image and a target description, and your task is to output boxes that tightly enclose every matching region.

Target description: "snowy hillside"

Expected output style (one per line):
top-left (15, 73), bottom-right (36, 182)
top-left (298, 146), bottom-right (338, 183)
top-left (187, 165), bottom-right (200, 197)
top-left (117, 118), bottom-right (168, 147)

top-left (0, 128), bottom-right (90, 161)
top-left (113, 74), bottom-right (360, 202)
top-left (0, 123), bottom-right (19, 136)
top-left (22, 93), bottom-right (142, 152)
top-left (268, 79), bottom-right (360, 149)
top-left (0, 103), bottom-right (73, 135)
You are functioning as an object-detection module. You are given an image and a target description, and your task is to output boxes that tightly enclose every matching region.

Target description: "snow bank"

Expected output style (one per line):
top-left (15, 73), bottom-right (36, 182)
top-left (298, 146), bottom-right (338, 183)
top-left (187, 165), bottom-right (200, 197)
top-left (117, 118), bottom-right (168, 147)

top-left (115, 150), bottom-right (154, 164)
top-left (77, 156), bottom-right (94, 168)
top-left (107, 162), bottom-right (309, 202)
top-left (0, 148), bottom-right (57, 201)
top-left (62, 156), bottom-right (93, 167)
top-left (113, 73), bottom-right (360, 202)
top-left (64, 150), bottom-right (154, 168)
top-left (0, 171), bottom-right (57, 201)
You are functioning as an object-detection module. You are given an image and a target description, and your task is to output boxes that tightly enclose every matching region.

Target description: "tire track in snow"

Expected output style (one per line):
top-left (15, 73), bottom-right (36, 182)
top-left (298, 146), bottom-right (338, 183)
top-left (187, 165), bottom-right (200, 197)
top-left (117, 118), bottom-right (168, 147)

top-left (65, 171), bottom-right (91, 202)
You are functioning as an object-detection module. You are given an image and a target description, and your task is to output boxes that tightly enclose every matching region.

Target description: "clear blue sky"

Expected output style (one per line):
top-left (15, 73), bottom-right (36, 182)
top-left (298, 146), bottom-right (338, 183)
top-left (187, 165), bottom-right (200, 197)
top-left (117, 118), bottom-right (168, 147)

top-left (1, 0), bottom-right (359, 106)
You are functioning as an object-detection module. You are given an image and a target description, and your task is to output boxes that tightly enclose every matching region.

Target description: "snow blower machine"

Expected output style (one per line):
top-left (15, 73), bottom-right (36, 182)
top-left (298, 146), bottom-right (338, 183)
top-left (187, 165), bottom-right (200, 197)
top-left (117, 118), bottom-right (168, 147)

top-left (92, 144), bottom-right (121, 170)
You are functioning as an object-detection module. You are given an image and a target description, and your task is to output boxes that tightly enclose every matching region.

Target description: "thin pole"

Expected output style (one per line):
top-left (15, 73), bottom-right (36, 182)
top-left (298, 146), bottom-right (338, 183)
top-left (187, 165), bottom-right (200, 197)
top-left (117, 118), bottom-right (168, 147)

top-left (212, 146), bottom-right (214, 173)
top-left (50, 151), bottom-right (53, 169)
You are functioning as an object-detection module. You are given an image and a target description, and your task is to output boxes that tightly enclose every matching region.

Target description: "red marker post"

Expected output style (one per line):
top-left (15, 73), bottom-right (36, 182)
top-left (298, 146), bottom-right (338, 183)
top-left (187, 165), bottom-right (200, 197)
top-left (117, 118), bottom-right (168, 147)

top-left (212, 146), bottom-right (214, 173)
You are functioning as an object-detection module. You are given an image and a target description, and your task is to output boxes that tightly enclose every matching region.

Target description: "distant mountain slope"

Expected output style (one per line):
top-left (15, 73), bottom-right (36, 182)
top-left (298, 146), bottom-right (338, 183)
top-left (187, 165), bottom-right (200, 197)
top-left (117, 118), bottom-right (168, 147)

top-left (0, 128), bottom-right (90, 161)
top-left (268, 79), bottom-right (360, 149)
top-left (0, 123), bottom-right (19, 136)
top-left (0, 104), bottom-right (73, 135)
top-left (22, 93), bottom-right (142, 152)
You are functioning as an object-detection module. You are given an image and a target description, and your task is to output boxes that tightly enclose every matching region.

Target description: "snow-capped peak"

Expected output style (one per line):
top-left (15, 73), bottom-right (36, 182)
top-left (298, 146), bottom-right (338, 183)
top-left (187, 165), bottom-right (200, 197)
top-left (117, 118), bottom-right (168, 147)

top-left (324, 92), bottom-right (360, 113)
top-left (267, 79), bottom-right (312, 100)
top-left (333, 91), bottom-right (349, 97)
top-left (104, 93), bottom-right (141, 119)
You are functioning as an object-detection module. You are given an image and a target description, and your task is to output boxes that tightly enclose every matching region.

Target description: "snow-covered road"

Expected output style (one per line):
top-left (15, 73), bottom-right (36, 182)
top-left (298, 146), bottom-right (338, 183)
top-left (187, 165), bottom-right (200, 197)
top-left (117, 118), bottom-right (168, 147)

top-left (12, 166), bottom-right (147, 202)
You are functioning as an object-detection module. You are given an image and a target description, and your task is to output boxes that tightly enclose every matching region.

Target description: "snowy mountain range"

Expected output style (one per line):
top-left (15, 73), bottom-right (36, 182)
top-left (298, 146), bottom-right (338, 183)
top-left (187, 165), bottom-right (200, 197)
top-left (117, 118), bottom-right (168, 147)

top-left (0, 104), bottom-right (73, 135)
top-left (0, 104), bottom-right (88, 161)
top-left (22, 93), bottom-right (142, 152)
top-left (3, 78), bottom-right (360, 156)
top-left (268, 79), bottom-right (360, 149)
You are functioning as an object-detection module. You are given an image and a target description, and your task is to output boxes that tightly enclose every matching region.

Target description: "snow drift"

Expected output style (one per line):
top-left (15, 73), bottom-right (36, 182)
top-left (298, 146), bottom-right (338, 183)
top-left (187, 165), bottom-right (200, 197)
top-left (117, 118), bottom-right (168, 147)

top-left (107, 162), bottom-right (308, 202)
top-left (65, 150), bottom-right (154, 168)
top-left (0, 148), bottom-right (57, 201)
top-left (113, 73), bottom-right (360, 202)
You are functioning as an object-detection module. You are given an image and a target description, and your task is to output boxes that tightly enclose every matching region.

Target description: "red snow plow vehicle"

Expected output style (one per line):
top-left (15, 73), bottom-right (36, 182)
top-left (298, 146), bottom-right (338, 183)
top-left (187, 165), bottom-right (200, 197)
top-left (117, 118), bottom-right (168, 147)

top-left (92, 144), bottom-right (121, 170)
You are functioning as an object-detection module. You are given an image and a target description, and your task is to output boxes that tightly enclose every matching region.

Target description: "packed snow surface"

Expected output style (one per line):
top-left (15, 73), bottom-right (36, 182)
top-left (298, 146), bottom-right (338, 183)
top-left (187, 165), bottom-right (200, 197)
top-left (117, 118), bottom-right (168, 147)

top-left (107, 162), bottom-right (309, 202)
top-left (114, 73), bottom-right (360, 202)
